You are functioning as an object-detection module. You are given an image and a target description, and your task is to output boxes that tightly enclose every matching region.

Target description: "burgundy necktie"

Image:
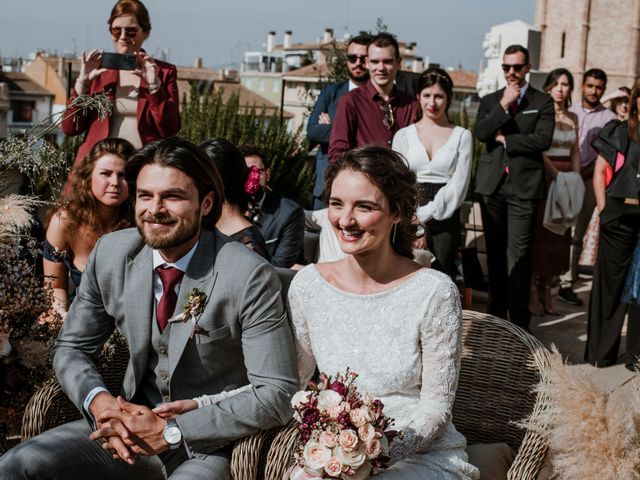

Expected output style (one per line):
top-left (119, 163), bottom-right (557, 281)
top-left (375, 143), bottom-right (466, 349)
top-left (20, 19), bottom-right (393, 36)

top-left (157, 266), bottom-right (184, 332)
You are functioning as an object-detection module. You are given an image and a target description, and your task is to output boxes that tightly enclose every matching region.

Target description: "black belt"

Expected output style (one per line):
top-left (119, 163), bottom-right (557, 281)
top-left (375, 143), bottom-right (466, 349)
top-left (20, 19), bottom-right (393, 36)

top-left (418, 182), bottom-right (447, 204)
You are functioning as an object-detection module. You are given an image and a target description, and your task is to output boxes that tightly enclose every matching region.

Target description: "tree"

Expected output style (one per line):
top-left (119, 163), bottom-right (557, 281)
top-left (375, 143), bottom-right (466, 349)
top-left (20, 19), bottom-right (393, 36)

top-left (180, 86), bottom-right (313, 207)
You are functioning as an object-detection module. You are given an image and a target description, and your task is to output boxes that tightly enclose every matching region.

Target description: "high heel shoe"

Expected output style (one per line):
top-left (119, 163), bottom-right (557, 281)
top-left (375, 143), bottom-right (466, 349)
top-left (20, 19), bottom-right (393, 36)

top-left (528, 286), bottom-right (544, 317)
top-left (542, 286), bottom-right (561, 316)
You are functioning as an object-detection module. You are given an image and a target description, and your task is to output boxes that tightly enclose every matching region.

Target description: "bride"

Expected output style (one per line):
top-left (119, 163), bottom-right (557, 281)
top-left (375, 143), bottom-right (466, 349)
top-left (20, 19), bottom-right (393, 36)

top-left (154, 146), bottom-right (478, 478)
top-left (287, 146), bottom-right (478, 478)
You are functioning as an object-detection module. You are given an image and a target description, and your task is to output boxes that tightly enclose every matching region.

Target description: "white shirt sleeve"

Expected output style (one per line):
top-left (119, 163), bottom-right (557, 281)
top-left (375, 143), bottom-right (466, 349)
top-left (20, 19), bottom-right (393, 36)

top-left (417, 129), bottom-right (473, 223)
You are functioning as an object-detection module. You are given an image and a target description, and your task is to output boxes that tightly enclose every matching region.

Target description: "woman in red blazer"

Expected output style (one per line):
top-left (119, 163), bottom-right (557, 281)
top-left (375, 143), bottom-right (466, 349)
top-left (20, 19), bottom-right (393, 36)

top-left (62, 0), bottom-right (180, 170)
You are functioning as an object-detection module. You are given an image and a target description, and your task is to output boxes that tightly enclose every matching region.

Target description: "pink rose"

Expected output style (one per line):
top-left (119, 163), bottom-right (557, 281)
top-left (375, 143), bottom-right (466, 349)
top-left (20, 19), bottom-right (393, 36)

top-left (302, 441), bottom-right (331, 470)
top-left (349, 408), bottom-right (373, 428)
top-left (338, 429), bottom-right (359, 451)
top-left (365, 439), bottom-right (382, 459)
top-left (358, 423), bottom-right (376, 443)
top-left (335, 444), bottom-right (367, 468)
top-left (244, 166), bottom-right (262, 195)
top-left (319, 430), bottom-right (338, 448)
top-left (323, 457), bottom-right (343, 477)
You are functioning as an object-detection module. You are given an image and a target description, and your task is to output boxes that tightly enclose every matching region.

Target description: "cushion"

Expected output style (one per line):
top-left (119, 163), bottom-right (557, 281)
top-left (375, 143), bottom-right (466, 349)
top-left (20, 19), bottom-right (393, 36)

top-left (466, 443), bottom-right (515, 480)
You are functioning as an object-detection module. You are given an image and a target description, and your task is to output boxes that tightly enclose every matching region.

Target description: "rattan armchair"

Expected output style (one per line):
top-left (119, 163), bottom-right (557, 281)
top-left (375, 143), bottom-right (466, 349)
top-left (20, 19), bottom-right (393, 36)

top-left (20, 333), bottom-right (270, 479)
top-left (261, 311), bottom-right (552, 480)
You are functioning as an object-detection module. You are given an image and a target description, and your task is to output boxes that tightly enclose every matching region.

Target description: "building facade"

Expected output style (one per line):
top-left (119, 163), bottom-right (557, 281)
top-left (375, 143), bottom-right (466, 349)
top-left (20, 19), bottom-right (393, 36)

top-left (535, 0), bottom-right (640, 94)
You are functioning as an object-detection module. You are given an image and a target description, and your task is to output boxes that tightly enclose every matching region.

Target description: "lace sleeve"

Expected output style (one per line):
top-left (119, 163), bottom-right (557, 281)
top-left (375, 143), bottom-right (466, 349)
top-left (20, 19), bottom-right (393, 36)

top-left (287, 284), bottom-right (317, 389)
top-left (194, 384), bottom-right (253, 408)
top-left (389, 279), bottom-right (463, 462)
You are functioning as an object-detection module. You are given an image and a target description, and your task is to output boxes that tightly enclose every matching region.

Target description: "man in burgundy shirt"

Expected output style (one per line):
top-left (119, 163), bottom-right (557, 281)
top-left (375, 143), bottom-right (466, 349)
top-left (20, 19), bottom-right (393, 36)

top-left (328, 32), bottom-right (418, 162)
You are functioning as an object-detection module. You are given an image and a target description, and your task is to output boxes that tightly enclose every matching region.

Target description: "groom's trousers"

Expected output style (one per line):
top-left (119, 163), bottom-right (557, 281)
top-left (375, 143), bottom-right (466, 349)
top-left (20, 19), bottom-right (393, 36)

top-left (0, 419), bottom-right (230, 480)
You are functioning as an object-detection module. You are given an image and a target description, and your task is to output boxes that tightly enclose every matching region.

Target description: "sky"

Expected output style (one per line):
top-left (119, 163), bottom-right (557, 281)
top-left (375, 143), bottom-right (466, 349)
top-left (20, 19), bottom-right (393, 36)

top-left (0, 0), bottom-right (535, 71)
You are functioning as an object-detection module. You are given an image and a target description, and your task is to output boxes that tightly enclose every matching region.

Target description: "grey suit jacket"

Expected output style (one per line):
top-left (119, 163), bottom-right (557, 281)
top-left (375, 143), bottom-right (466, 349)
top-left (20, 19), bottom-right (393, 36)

top-left (52, 227), bottom-right (298, 454)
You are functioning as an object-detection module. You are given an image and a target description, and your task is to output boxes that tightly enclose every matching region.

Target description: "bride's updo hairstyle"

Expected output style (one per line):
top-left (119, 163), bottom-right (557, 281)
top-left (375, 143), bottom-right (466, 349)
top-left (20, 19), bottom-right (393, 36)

top-left (323, 145), bottom-right (419, 259)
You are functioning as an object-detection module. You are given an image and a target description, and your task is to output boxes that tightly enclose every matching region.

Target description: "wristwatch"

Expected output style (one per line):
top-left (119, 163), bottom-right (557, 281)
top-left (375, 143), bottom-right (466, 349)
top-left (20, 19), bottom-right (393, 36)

top-left (163, 418), bottom-right (182, 450)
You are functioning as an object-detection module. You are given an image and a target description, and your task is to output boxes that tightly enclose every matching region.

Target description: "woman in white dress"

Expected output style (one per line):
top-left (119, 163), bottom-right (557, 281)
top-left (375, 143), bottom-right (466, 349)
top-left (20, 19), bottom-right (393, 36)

top-left (288, 146), bottom-right (479, 479)
top-left (392, 68), bottom-right (472, 280)
top-left (154, 148), bottom-right (478, 478)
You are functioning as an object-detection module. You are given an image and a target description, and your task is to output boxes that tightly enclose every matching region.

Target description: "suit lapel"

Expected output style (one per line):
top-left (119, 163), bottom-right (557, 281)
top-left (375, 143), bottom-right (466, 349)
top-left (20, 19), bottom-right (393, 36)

top-left (168, 229), bottom-right (217, 376)
top-left (124, 244), bottom-right (154, 390)
top-left (258, 191), bottom-right (277, 236)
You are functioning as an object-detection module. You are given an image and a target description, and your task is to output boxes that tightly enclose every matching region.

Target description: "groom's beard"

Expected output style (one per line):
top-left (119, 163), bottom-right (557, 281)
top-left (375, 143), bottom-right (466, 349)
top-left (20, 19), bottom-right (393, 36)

top-left (136, 209), bottom-right (201, 250)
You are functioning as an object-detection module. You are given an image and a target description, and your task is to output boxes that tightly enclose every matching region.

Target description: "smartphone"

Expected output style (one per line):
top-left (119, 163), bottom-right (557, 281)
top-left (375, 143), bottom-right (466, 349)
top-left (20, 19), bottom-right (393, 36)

top-left (100, 52), bottom-right (136, 70)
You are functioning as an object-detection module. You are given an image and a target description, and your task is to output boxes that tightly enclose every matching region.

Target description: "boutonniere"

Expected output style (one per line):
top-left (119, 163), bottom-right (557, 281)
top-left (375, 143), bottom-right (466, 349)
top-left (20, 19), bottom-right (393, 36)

top-left (168, 288), bottom-right (209, 338)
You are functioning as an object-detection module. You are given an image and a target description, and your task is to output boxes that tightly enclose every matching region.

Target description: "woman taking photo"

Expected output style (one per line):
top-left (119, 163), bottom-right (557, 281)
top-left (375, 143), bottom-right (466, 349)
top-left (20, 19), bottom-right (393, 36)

top-left (587, 77), bottom-right (640, 369)
top-left (200, 138), bottom-right (270, 260)
top-left (62, 0), bottom-right (180, 169)
top-left (529, 68), bottom-right (581, 316)
top-left (44, 138), bottom-right (134, 319)
top-left (392, 68), bottom-right (472, 280)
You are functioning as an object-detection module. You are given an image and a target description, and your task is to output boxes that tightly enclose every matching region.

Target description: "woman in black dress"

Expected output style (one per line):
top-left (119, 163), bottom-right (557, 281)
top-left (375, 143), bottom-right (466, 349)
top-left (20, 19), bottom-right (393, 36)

top-left (587, 77), bottom-right (640, 369)
top-left (199, 138), bottom-right (270, 260)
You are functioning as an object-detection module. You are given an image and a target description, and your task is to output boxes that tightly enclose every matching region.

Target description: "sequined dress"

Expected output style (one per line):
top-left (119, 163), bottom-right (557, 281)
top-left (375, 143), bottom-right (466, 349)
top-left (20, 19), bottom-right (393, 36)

top-left (288, 265), bottom-right (479, 479)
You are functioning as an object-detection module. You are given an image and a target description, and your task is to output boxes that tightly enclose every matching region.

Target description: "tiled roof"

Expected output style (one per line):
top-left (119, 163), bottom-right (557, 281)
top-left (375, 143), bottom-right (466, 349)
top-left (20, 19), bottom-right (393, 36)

top-left (177, 66), bottom-right (220, 82)
top-left (0, 72), bottom-right (53, 96)
top-left (448, 70), bottom-right (478, 90)
top-left (213, 83), bottom-right (293, 118)
top-left (284, 63), bottom-right (330, 79)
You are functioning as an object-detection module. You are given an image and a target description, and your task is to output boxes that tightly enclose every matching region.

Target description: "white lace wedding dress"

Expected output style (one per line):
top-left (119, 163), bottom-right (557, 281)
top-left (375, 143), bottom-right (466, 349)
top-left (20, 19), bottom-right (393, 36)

top-left (288, 265), bottom-right (480, 479)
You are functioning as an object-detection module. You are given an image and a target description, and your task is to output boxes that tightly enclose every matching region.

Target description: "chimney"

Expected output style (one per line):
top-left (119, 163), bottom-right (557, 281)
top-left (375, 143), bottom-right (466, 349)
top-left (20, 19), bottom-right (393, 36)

top-left (412, 57), bottom-right (424, 73)
top-left (57, 56), bottom-right (64, 78)
top-left (194, 57), bottom-right (203, 68)
top-left (323, 28), bottom-right (334, 44)
top-left (283, 30), bottom-right (292, 49)
top-left (266, 31), bottom-right (276, 52)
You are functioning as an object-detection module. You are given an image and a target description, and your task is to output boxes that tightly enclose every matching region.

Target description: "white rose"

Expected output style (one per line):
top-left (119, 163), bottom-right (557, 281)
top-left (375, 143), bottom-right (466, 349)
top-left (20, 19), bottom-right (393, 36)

top-left (326, 403), bottom-right (345, 419)
top-left (338, 429), bottom-right (359, 450)
top-left (358, 423), bottom-right (376, 443)
top-left (335, 444), bottom-right (367, 469)
top-left (324, 457), bottom-right (343, 477)
top-left (317, 389), bottom-right (343, 412)
top-left (303, 441), bottom-right (331, 471)
top-left (291, 390), bottom-right (312, 409)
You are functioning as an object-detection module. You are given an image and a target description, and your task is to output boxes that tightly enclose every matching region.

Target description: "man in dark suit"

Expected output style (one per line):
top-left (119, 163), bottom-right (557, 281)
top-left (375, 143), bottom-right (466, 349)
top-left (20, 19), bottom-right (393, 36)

top-left (306, 34), bottom-right (370, 208)
top-left (475, 44), bottom-right (554, 330)
top-left (241, 145), bottom-right (305, 268)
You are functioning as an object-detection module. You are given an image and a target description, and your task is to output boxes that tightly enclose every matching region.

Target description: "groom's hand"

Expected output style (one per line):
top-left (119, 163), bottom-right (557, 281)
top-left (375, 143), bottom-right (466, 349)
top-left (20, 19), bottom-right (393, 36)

top-left (92, 396), bottom-right (170, 457)
top-left (89, 392), bottom-right (136, 464)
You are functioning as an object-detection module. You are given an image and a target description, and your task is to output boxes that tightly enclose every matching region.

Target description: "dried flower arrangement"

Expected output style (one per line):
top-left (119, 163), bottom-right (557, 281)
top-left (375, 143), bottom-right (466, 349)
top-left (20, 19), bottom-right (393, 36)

top-left (522, 349), bottom-right (640, 480)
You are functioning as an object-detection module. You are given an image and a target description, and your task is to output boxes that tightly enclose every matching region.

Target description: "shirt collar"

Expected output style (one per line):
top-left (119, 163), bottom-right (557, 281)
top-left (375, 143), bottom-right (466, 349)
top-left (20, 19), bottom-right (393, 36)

top-left (152, 241), bottom-right (199, 273)
top-left (578, 102), bottom-right (606, 113)
top-left (518, 82), bottom-right (529, 102)
top-left (348, 80), bottom-right (359, 91)
top-left (365, 80), bottom-right (396, 102)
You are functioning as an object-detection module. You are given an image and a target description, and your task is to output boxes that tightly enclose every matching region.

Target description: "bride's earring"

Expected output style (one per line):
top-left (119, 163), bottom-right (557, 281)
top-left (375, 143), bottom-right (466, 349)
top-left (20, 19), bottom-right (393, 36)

top-left (392, 223), bottom-right (398, 244)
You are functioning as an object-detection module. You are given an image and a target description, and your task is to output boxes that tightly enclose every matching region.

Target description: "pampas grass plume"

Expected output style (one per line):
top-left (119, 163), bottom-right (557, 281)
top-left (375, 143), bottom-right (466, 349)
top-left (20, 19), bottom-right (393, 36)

top-left (524, 348), bottom-right (640, 479)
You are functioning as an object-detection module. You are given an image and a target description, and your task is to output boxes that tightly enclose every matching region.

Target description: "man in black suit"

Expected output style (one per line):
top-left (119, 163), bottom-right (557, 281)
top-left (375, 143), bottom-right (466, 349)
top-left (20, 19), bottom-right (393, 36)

top-left (241, 144), bottom-right (305, 268)
top-left (475, 44), bottom-right (554, 330)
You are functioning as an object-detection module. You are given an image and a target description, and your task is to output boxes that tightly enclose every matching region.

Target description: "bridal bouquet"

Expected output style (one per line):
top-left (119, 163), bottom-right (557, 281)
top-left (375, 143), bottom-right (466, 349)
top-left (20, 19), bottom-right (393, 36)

top-left (289, 370), bottom-right (399, 479)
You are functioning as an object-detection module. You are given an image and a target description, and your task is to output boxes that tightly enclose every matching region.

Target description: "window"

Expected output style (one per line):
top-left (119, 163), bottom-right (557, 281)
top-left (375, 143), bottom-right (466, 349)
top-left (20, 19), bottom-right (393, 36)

top-left (272, 82), bottom-right (280, 93)
top-left (11, 100), bottom-right (35, 122)
top-left (561, 32), bottom-right (566, 59)
top-left (258, 80), bottom-right (265, 92)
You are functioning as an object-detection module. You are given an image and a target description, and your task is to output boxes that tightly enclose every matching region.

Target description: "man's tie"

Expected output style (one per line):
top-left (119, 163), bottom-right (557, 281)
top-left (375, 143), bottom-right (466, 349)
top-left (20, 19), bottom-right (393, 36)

top-left (157, 266), bottom-right (184, 332)
top-left (509, 101), bottom-right (519, 116)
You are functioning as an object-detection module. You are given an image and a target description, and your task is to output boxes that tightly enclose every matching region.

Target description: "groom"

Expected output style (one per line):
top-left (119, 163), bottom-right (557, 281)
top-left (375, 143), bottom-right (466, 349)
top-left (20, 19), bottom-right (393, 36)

top-left (0, 138), bottom-right (298, 479)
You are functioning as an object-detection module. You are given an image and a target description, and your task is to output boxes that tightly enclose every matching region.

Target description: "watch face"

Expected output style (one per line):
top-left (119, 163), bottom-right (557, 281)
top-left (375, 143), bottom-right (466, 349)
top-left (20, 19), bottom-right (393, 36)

top-left (164, 426), bottom-right (182, 445)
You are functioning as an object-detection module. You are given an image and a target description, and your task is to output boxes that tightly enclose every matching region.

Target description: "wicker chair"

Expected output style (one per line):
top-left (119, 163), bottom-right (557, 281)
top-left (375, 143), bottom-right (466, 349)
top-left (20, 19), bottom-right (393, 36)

top-left (20, 333), bottom-right (269, 479)
top-left (262, 311), bottom-right (552, 480)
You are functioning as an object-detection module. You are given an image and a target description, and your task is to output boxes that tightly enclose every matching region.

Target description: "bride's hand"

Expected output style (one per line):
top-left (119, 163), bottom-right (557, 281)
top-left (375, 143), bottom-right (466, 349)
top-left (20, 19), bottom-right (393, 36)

top-left (152, 399), bottom-right (198, 418)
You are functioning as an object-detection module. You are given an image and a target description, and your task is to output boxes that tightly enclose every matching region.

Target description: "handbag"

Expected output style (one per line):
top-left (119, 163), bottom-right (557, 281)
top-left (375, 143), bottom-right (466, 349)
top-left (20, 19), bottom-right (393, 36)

top-left (621, 239), bottom-right (640, 305)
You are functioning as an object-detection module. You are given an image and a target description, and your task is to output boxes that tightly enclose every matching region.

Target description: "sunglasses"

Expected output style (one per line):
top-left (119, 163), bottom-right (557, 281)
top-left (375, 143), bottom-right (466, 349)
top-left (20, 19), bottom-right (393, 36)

top-left (378, 101), bottom-right (395, 130)
top-left (110, 26), bottom-right (141, 39)
top-left (346, 54), bottom-right (367, 64)
top-left (501, 63), bottom-right (527, 73)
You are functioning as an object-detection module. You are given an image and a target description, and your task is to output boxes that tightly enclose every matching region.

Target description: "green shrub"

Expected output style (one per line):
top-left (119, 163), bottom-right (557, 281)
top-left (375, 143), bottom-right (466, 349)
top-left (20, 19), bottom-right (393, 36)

top-left (180, 86), bottom-right (313, 207)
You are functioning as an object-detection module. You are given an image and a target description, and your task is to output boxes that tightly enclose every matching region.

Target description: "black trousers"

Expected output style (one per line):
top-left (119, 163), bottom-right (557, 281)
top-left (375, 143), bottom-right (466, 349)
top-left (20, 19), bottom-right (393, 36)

top-left (480, 175), bottom-right (538, 329)
top-left (419, 183), bottom-right (461, 281)
top-left (586, 198), bottom-right (640, 367)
